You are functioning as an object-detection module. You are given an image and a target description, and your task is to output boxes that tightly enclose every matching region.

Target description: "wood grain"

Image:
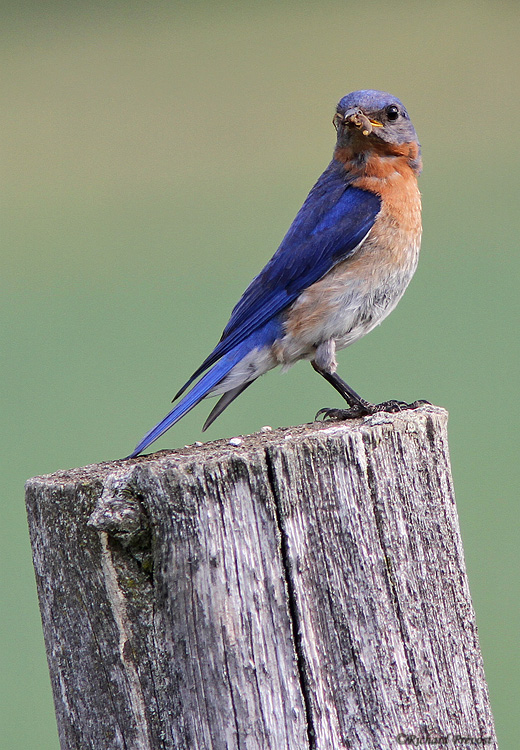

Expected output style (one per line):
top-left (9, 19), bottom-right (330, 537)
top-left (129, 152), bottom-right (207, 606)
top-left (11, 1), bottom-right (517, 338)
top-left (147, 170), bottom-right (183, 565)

top-left (26, 406), bottom-right (497, 749)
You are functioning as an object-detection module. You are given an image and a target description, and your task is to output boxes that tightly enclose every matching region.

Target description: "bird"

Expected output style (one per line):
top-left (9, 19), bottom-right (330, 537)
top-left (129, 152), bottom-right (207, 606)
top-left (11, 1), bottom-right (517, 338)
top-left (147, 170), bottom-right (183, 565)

top-left (128, 89), bottom-right (424, 458)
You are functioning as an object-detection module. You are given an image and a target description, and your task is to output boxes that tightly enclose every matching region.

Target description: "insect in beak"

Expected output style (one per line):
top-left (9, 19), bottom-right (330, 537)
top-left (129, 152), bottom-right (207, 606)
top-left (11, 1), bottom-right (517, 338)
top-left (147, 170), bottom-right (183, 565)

top-left (334, 108), bottom-right (384, 136)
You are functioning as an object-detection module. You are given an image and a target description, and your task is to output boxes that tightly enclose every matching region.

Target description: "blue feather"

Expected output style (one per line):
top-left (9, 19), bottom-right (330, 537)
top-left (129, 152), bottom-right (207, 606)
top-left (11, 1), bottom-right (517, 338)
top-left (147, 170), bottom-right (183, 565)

top-left (128, 318), bottom-right (282, 457)
top-left (174, 161), bottom-right (381, 400)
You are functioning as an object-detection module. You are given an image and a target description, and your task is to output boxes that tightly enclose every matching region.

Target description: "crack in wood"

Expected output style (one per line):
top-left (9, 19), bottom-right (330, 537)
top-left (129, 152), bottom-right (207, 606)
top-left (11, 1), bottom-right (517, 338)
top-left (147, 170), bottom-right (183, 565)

top-left (264, 448), bottom-right (316, 750)
top-left (99, 532), bottom-right (153, 750)
top-left (75, 581), bottom-right (130, 750)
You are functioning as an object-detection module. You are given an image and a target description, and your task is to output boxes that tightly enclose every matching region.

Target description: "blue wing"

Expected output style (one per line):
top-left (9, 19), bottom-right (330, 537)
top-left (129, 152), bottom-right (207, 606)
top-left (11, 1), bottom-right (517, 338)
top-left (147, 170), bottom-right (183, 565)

top-left (174, 160), bottom-right (381, 399)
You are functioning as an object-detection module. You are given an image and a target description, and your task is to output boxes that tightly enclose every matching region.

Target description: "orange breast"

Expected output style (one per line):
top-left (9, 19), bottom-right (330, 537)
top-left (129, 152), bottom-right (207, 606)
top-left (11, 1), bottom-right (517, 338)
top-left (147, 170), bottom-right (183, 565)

top-left (335, 140), bottom-right (422, 237)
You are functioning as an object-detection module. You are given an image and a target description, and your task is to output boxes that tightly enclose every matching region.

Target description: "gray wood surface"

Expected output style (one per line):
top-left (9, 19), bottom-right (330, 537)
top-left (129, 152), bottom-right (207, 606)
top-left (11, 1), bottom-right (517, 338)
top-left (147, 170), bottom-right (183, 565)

top-left (26, 406), bottom-right (497, 749)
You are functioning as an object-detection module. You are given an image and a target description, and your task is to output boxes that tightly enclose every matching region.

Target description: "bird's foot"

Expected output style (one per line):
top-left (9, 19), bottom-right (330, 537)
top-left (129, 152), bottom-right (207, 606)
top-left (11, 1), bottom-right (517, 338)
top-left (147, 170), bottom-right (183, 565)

top-left (316, 399), bottom-right (430, 422)
top-left (315, 405), bottom-right (369, 421)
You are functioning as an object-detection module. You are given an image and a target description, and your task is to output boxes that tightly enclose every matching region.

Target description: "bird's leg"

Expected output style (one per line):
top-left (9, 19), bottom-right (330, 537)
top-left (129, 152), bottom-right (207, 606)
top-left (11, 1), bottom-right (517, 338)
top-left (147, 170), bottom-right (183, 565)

top-left (311, 344), bottom-right (429, 422)
top-left (312, 361), bottom-right (375, 419)
top-left (311, 341), bottom-right (374, 419)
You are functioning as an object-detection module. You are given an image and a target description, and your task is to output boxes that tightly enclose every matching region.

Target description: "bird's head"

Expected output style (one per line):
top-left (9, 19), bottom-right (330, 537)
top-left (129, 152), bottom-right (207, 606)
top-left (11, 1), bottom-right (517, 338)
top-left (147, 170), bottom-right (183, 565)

top-left (334, 90), bottom-right (419, 148)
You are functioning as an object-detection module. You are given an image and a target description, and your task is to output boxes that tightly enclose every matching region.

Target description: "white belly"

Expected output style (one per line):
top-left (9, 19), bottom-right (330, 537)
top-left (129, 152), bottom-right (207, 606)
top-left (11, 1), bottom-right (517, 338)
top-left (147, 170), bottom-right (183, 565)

top-left (277, 256), bottom-right (418, 366)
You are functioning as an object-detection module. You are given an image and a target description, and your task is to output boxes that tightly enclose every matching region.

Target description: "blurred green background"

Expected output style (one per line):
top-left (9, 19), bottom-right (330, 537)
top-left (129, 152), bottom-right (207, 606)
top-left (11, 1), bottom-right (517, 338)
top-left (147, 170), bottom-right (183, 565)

top-left (2, 1), bottom-right (519, 747)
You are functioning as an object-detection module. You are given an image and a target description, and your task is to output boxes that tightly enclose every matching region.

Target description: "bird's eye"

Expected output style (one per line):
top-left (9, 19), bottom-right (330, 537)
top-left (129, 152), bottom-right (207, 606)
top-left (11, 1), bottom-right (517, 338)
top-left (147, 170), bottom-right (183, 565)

top-left (386, 105), bottom-right (400, 121)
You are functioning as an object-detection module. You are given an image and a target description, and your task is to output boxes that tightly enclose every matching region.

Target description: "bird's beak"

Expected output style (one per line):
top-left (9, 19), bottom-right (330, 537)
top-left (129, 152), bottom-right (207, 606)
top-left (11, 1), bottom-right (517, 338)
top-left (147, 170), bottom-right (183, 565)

top-left (333, 108), bottom-right (383, 136)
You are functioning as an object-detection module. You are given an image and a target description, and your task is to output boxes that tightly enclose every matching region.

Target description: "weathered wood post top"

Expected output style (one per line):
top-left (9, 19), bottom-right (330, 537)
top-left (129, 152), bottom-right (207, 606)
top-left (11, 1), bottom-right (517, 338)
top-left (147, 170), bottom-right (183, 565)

top-left (26, 406), bottom-right (498, 750)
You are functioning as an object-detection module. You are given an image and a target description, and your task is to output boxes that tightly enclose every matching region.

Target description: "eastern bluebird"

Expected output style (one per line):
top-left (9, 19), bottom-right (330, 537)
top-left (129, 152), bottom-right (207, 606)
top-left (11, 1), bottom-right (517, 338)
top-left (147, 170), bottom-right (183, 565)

top-left (129, 89), bottom-right (424, 458)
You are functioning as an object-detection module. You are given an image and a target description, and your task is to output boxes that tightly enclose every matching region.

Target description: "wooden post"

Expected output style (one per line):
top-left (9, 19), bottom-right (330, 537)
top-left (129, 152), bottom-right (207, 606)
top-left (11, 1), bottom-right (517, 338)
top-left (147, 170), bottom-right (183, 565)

top-left (26, 406), bottom-right (498, 750)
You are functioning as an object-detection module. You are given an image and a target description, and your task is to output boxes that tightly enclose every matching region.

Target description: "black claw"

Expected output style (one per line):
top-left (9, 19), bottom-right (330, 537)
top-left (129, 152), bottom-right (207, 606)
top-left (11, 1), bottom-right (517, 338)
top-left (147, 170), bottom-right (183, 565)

top-left (375, 399), bottom-right (431, 413)
top-left (316, 399), bottom-right (430, 423)
top-left (375, 399), bottom-right (409, 413)
top-left (316, 405), bottom-right (369, 421)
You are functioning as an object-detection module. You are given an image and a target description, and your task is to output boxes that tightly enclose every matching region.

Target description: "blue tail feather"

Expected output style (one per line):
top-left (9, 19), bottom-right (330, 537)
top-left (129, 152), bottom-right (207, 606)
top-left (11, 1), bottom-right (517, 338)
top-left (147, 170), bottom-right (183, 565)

top-left (127, 319), bottom-right (281, 458)
top-left (127, 354), bottom-right (241, 458)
